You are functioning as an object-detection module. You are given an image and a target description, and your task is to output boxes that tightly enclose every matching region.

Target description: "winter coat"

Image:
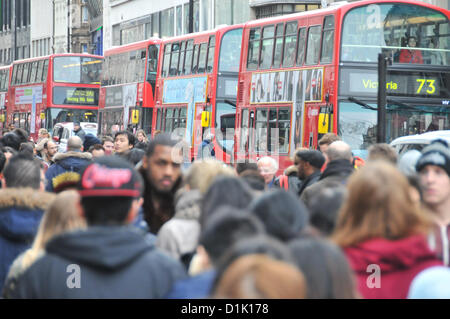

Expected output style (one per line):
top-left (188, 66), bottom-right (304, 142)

top-left (83, 134), bottom-right (101, 152)
top-left (165, 269), bottom-right (216, 299)
top-left (10, 226), bottom-right (187, 298)
top-left (2, 249), bottom-right (44, 298)
top-left (301, 159), bottom-right (354, 207)
top-left (399, 49), bottom-right (424, 64)
top-left (45, 151), bottom-right (92, 192)
top-left (74, 128), bottom-right (86, 143)
top-left (156, 190), bottom-right (202, 262)
top-left (0, 188), bottom-right (55, 290)
top-left (273, 165), bottom-right (302, 194)
top-left (135, 141), bottom-right (148, 151)
top-left (297, 170), bottom-right (321, 197)
top-left (344, 235), bottom-right (442, 299)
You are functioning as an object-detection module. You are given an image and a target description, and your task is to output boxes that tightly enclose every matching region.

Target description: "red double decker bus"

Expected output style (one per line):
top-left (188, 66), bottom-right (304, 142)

top-left (153, 25), bottom-right (244, 162)
top-left (7, 53), bottom-right (102, 140)
top-left (99, 39), bottom-right (161, 136)
top-left (236, 0), bottom-right (450, 171)
top-left (0, 65), bottom-right (11, 135)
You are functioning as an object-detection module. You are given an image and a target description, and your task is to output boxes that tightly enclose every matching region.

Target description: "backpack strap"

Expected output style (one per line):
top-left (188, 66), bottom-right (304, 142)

top-left (279, 175), bottom-right (289, 190)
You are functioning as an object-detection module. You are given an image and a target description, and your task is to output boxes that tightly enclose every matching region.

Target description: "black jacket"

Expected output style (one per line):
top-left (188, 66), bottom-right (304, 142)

top-left (10, 226), bottom-right (186, 298)
top-left (300, 159), bottom-right (354, 207)
top-left (297, 170), bottom-right (321, 197)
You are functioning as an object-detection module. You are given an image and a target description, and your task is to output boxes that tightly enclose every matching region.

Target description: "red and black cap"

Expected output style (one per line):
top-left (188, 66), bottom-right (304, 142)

top-left (78, 156), bottom-right (143, 198)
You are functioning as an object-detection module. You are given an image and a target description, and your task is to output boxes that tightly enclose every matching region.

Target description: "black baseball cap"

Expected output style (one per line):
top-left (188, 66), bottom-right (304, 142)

top-left (78, 156), bottom-right (143, 198)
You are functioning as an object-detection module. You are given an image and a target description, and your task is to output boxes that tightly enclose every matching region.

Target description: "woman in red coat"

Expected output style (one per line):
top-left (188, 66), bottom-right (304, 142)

top-left (399, 36), bottom-right (424, 64)
top-left (332, 161), bottom-right (442, 299)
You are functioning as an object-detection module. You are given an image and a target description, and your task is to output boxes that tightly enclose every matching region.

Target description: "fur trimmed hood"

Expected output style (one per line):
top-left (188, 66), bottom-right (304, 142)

top-left (284, 165), bottom-right (299, 176)
top-left (53, 151), bottom-right (92, 163)
top-left (0, 188), bottom-right (56, 211)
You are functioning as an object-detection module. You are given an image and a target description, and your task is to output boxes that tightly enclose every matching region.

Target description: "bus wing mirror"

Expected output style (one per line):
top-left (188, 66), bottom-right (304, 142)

top-left (132, 110), bottom-right (139, 124)
top-left (318, 106), bottom-right (330, 134)
top-left (201, 111), bottom-right (210, 128)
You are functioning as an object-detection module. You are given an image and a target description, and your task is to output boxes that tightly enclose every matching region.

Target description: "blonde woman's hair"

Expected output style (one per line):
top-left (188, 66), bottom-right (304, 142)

top-left (184, 159), bottom-right (236, 193)
top-left (21, 190), bottom-right (86, 269)
top-left (136, 129), bottom-right (148, 142)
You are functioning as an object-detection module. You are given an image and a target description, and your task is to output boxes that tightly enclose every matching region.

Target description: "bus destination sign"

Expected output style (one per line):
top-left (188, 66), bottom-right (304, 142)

top-left (340, 69), bottom-right (449, 99)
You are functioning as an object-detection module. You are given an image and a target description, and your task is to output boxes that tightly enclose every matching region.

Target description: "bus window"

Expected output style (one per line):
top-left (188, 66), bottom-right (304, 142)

top-left (170, 43), bottom-right (180, 76)
top-left (321, 16), bottom-right (334, 64)
top-left (216, 101), bottom-right (236, 153)
top-left (192, 44), bottom-right (200, 74)
top-left (173, 108), bottom-right (180, 129)
top-left (42, 59), bottom-right (49, 82)
top-left (23, 63), bottom-right (30, 84)
top-left (156, 109), bottom-right (162, 130)
top-left (15, 64), bottom-right (22, 85)
top-left (247, 28), bottom-right (261, 70)
top-left (240, 109), bottom-right (249, 152)
top-left (283, 22), bottom-right (298, 67)
top-left (29, 61), bottom-right (38, 84)
top-left (36, 60), bottom-right (44, 83)
top-left (206, 36), bottom-right (215, 73)
top-left (273, 23), bottom-right (284, 68)
top-left (297, 28), bottom-right (307, 66)
top-left (341, 3), bottom-right (449, 65)
top-left (179, 107), bottom-right (187, 129)
top-left (178, 42), bottom-right (186, 76)
top-left (198, 43), bottom-right (207, 74)
top-left (260, 25), bottom-right (275, 70)
top-left (136, 49), bottom-right (146, 83)
top-left (53, 56), bottom-right (101, 84)
top-left (184, 40), bottom-right (194, 75)
top-left (306, 26), bottom-right (322, 65)
top-left (268, 108), bottom-right (277, 151)
top-left (278, 108), bottom-right (290, 153)
top-left (255, 108), bottom-right (268, 152)
top-left (162, 44), bottom-right (171, 78)
top-left (165, 108), bottom-right (175, 132)
top-left (147, 44), bottom-right (159, 95)
top-left (219, 28), bottom-right (243, 73)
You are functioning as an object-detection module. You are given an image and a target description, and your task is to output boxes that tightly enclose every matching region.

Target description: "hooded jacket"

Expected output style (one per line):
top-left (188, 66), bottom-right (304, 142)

top-left (0, 188), bottom-right (55, 290)
top-left (10, 226), bottom-right (186, 299)
top-left (45, 151), bottom-right (92, 192)
top-left (156, 190), bottom-right (202, 263)
top-left (344, 235), bottom-right (442, 299)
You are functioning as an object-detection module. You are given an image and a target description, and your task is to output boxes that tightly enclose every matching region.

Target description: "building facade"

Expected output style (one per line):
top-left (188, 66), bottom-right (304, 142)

top-left (54, 0), bottom-right (91, 54)
top-left (30, 0), bottom-right (53, 58)
top-left (0, 0), bottom-right (30, 66)
top-left (87, 0), bottom-right (103, 55)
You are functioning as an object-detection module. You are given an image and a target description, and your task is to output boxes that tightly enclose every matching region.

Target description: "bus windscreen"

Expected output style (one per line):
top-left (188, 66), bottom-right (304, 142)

top-left (53, 56), bottom-right (102, 84)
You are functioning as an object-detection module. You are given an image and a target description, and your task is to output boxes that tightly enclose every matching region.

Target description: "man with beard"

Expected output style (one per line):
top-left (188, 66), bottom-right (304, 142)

top-left (140, 133), bottom-right (183, 234)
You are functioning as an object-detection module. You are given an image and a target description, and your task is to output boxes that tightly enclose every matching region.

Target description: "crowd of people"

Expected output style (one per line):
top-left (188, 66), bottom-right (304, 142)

top-left (0, 126), bottom-right (450, 299)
